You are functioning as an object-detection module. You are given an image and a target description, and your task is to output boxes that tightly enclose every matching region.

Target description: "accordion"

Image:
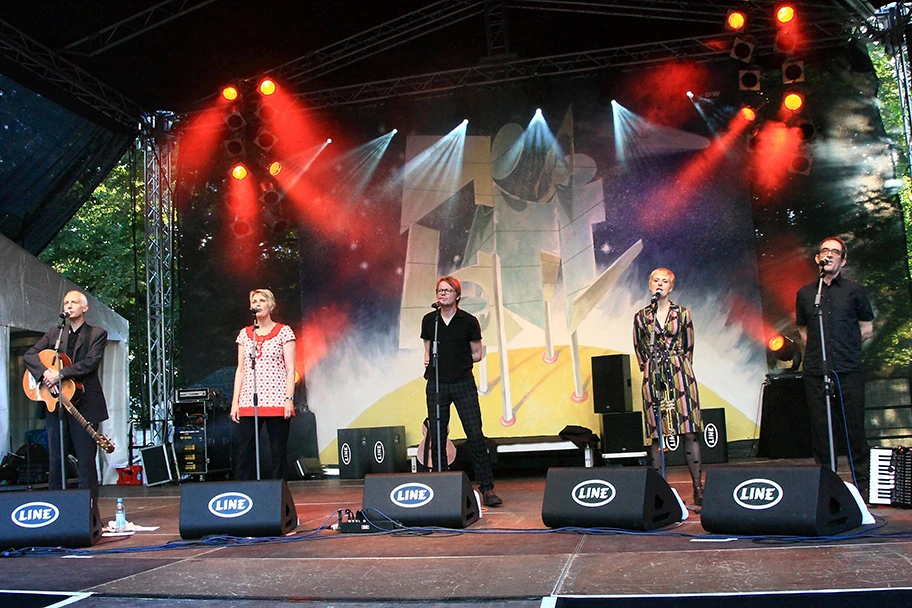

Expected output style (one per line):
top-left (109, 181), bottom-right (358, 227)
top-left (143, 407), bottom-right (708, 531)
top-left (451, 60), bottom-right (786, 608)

top-left (869, 446), bottom-right (912, 507)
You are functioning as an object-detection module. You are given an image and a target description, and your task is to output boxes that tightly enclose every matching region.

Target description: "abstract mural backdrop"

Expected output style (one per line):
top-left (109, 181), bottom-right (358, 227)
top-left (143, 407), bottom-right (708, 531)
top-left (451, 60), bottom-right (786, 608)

top-left (177, 45), bottom-right (911, 465)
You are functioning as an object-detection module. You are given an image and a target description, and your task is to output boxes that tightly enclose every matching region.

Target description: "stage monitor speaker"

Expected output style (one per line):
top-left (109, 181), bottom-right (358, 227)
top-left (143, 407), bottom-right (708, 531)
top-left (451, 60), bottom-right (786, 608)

top-left (758, 374), bottom-right (813, 458)
top-left (362, 472), bottom-right (479, 528)
top-left (600, 412), bottom-right (644, 454)
top-left (592, 354), bottom-right (633, 413)
top-left (366, 426), bottom-right (407, 474)
top-left (700, 465), bottom-right (863, 536)
top-left (287, 410), bottom-right (319, 479)
top-left (541, 467), bottom-right (683, 530)
top-left (338, 428), bottom-right (370, 479)
top-left (0, 489), bottom-right (101, 549)
top-left (139, 444), bottom-right (178, 486)
top-left (663, 407), bottom-right (728, 466)
top-left (179, 479), bottom-right (298, 539)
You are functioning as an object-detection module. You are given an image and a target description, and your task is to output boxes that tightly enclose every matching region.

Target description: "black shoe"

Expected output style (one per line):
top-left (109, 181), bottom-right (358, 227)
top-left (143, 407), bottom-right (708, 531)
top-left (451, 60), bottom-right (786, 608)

top-left (482, 490), bottom-right (503, 507)
top-left (693, 486), bottom-right (704, 507)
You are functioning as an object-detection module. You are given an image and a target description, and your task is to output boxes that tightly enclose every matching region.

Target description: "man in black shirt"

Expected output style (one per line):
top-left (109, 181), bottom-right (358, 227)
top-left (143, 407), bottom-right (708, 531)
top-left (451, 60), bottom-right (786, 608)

top-left (24, 290), bottom-right (109, 501)
top-left (421, 276), bottom-right (502, 507)
top-left (795, 237), bottom-right (874, 493)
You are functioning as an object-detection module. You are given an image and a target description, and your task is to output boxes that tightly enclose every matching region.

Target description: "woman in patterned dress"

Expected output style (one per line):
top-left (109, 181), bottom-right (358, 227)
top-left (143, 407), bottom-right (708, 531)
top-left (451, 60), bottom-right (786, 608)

top-left (633, 268), bottom-right (704, 506)
top-left (230, 289), bottom-right (296, 480)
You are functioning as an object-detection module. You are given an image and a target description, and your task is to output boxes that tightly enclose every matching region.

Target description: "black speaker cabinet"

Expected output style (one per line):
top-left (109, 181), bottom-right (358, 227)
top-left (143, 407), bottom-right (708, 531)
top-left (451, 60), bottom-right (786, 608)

top-left (758, 374), bottom-right (813, 458)
top-left (541, 467), bottom-right (683, 530)
top-left (600, 412), bottom-right (644, 454)
top-left (366, 426), bottom-right (407, 474)
top-left (0, 489), bottom-right (101, 548)
top-left (592, 354), bottom-right (633, 413)
top-left (179, 479), bottom-right (298, 539)
top-left (287, 410), bottom-right (320, 479)
top-left (362, 472), bottom-right (479, 528)
top-left (701, 465), bottom-right (863, 536)
top-left (338, 428), bottom-right (370, 479)
top-left (663, 407), bottom-right (728, 466)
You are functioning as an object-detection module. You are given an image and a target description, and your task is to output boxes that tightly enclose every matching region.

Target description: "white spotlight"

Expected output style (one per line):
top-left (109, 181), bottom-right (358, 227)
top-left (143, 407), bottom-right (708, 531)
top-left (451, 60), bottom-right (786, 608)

top-left (462, 119), bottom-right (469, 125)
top-left (535, 108), bottom-right (542, 116)
top-left (326, 138), bottom-right (332, 144)
top-left (391, 129), bottom-right (398, 134)
top-left (686, 91), bottom-right (694, 98)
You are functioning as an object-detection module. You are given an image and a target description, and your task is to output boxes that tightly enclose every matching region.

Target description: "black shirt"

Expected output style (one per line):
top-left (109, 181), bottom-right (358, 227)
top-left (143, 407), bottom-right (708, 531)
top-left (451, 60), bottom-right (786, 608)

top-left (421, 308), bottom-right (482, 382)
top-left (66, 323), bottom-right (84, 363)
top-left (795, 274), bottom-right (874, 375)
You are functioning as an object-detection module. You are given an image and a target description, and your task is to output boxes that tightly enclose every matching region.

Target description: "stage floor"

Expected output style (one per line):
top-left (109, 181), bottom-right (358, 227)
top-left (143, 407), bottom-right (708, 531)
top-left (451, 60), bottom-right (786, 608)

top-left (1, 457), bottom-right (911, 608)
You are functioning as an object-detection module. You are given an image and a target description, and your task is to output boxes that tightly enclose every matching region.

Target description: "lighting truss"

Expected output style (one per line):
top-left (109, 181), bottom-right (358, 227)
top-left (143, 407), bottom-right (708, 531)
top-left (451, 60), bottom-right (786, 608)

top-left (142, 112), bottom-right (177, 446)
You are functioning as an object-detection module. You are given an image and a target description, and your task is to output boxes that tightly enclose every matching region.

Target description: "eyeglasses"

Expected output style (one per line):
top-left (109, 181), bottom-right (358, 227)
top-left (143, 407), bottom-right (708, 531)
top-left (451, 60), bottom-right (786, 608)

top-left (436, 288), bottom-right (455, 294)
top-left (818, 247), bottom-right (843, 257)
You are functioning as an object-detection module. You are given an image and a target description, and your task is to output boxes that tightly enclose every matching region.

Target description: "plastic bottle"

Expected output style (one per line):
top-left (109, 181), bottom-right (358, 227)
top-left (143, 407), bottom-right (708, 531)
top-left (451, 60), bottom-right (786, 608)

top-left (114, 497), bottom-right (127, 532)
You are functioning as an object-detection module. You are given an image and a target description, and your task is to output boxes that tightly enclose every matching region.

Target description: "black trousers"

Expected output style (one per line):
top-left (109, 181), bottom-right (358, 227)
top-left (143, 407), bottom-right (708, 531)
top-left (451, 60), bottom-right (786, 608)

top-left (47, 408), bottom-right (100, 500)
top-left (803, 371), bottom-right (868, 486)
top-left (425, 377), bottom-right (495, 492)
top-left (235, 416), bottom-right (291, 481)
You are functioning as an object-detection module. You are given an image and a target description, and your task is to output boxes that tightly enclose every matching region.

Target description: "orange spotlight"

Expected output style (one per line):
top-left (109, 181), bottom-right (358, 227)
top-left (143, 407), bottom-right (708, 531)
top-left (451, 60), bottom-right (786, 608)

top-left (221, 85), bottom-right (239, 101)
top-left (776, 5), bottom-right (796, 24)
top-left (783, 92), bottom-right (803, 111)
top-left (231, 163), bottom-right (249, 180)
top-left (768, 335), bottom-right (786, 352)
top-left (268, 161), bottom-right (282, 176)
top-left (740, 106), bottom-right (757, 122)
top-left (259, 78), bottom-right (277, 96)
top-left (726, 11), bottom-right (746, 30)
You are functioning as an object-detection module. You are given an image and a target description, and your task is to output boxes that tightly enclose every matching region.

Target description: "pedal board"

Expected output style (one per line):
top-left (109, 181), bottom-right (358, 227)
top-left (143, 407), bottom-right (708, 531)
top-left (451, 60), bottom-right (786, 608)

top-left (338, 510), bottom-right (402, 533)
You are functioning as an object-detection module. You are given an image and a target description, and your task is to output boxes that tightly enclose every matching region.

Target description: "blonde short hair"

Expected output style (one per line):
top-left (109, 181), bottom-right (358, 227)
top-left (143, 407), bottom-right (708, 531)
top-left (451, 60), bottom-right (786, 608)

top-left (249, 289), bottom-right (277, 312)
top-left (648, 267), bottom-right (675, 288)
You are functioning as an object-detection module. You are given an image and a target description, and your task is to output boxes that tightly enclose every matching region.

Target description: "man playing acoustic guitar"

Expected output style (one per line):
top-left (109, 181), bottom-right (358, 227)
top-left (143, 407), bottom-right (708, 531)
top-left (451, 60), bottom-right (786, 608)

top-left (24, 290), bottom-right (109, 502)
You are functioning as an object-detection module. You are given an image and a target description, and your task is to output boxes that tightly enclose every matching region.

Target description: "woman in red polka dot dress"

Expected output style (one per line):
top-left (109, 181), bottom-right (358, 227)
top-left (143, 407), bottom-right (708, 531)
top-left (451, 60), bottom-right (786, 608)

top-left (230, 289), bottom-right (296, 480)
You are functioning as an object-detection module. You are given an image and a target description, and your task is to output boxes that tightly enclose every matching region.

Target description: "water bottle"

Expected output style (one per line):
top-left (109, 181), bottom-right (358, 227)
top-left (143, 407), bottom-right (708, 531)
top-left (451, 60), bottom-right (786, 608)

top-left (114, 498), bottom-right (127, 532)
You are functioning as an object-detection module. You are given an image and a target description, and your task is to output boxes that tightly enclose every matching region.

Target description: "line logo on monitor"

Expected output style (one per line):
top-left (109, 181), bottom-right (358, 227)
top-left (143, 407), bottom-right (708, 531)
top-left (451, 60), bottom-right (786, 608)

top-left (11, 502), bottom-right (60, 528)
top-left (733, 479), bottom-right (783, 509)
top-left (390, 482), bottom-right (434, 508)
top-left (572, 480), bottom-right (616, 507)
top-left (704, 423), bottom-right (719, 449)
top-left (208, 492), bottom-right (254, 518)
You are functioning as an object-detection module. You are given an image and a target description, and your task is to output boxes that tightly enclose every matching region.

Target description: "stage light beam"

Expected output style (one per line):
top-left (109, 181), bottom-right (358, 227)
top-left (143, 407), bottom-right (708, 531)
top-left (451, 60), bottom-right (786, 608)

top-left (783, 93), bottom-right (804, 111)
top-left (726, 11), bottom-right (746, 30)
top-left (221, 85), bottom-right (239, 101)
top-left (231, 163), bottom-right (248, 180)
top-left (259, 78), bottom-right (277, 96)
top-left (776, 5), bottom-right (796, 24)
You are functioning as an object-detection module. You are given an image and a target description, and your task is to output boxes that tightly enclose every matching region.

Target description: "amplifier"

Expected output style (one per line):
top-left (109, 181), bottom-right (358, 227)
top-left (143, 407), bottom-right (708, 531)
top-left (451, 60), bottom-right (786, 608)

top-left (177, 388), bottom-right (215, 401)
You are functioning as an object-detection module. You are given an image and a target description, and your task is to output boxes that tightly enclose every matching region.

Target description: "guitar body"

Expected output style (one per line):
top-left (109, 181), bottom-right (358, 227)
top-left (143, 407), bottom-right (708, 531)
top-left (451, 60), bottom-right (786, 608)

top-left (22, 349), bottom-right (115, 454)
top-left (416, 418), bottom-right (457, 469)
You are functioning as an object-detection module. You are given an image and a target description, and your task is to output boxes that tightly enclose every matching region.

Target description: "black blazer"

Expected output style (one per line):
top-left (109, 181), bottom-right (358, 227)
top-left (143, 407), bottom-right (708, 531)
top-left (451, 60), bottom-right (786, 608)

top-left (23, 322), bottom-right (109, 424)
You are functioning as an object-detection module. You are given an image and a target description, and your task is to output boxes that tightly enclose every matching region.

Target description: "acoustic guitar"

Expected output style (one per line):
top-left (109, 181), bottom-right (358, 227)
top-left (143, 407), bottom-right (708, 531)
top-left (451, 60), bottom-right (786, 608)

top-left (22, 349), bottom-right (116, 454)
top-left (416, 417), bottom-right (456, 469)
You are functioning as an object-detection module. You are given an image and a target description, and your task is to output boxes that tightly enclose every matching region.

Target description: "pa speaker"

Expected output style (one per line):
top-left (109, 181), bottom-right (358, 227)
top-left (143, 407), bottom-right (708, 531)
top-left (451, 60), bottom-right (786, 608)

top-left (758, 375), bottom-right (813, 458)
top-left (362, 472), bottom-right (479, 528)
top-left (701, 465), bottom-right (863, 536)
top-left (179, 479), bottom-right (297, 539)
top-left (541, 467), bottom-right (683, 530)
top-left (366, 426), bottom-right (407, 474)
top-left (664, 407), bottom-right (728, 466)
top-left (0, 489), bottom-right (101, 548)
top-left (338, 428), bottom-right (370, 479)
top-left (600, 412), bottom-right (644, 454)
top-left (591, 354), bottom-right (633, 413)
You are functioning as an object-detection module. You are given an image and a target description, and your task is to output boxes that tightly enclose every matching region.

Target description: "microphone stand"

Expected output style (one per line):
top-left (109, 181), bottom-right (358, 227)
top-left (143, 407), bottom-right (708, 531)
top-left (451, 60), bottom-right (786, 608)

top-left (250, 310), bottom-right (262, 481)
top-left (648, 296), bottom-right (667, 479)
top-left (432, 306), bottom-right (444, 473)
top-left (813, 266), bottom-right (837, 473)
top-left (52, 314), bottom-right (68, 491)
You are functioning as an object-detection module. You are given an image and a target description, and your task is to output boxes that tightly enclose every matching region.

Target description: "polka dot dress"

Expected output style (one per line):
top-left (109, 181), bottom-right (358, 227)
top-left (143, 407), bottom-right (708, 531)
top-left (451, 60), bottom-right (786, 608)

top-left (236, 324), bottom-right (296, 417)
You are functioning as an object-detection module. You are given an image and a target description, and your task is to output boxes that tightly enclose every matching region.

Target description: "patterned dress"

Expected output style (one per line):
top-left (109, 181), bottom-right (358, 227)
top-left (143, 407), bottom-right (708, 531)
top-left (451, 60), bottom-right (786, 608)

top-left (633, 302), bottom-right (701, 439)
top-left (235, 323), bottom-right (296, 417)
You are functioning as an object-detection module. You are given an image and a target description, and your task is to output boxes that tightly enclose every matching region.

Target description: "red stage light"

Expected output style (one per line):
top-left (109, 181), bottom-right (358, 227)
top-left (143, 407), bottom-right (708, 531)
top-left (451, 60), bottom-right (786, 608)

top-left (783, 93), bottom-right (803, 111)
top-left (768, 335), bottom-right (786, 352)
top-left (740, 107), bottom-right (757, 122)
top-left (726, 11), bottom-right (746, 30)
top-left (268, 161), bottom-right (282, 176)
top-left (231, 163), bottom-right (248, 180)
top-left (221, 86), bottom-right (239, 101)
top-left (776, 5), bottom-right (796, 24)
top-left (259, 79), bottom-right (277, 96)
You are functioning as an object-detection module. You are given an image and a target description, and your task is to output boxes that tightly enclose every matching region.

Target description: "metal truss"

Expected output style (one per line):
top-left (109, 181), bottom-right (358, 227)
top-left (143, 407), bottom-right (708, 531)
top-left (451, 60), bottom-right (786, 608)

top-left (878, 3), bottom-right (912, 164)
top-left (485, 0), bottom-right (511, 57)
top-left (142, 113), bottom-right (177, 446)
top-left (62, 0), bottom-right (216, 57)
top-left (0, 18), bottom-right (144, 130)
top-left (295, 12), bottom-right (866, 110)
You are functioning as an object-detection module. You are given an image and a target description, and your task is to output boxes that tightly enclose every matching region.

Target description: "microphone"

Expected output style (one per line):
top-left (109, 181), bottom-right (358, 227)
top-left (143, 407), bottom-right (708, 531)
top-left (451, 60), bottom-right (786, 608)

top-left (650, 289), bottom-right (663, 304)
top-left (431, 303), bottom-right (441, 309)
top-left (59, 311), bottom-right (71, 319)
top-left (250, 306), bottom-right (261, 314)
top-left (818, 259), bottom-right (830, 268)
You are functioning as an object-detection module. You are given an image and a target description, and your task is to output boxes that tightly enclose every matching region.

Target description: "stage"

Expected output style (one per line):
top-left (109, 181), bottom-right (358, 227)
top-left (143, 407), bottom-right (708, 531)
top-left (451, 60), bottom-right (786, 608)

top-left (2, 457), bottom-right (912, 608)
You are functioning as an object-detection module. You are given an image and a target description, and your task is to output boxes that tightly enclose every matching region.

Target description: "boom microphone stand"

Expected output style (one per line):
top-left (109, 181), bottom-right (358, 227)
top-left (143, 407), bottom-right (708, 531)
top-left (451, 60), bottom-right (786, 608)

top-left (52, 311), bottom-right (69, 491)
top-left (813, 263), bottom-right (837, 473)
top-left (250, 308), bottom-right (262, 481)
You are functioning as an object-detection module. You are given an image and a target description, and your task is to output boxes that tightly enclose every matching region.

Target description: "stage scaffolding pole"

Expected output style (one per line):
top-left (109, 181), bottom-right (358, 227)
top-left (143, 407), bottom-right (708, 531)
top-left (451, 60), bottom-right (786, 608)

top-left (143, 112), bottom-right (177, 447)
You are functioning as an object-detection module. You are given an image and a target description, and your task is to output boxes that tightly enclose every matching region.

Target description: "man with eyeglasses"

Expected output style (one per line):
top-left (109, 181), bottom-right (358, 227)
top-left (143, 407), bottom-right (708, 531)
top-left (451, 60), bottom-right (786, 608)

top-left (421, 276), bottom-right (502, 507)
top-left (795, 236), bottom-right (874, 496)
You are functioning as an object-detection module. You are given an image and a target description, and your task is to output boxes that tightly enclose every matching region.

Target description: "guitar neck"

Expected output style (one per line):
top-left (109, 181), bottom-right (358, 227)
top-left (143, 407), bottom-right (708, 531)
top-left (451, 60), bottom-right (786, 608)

top-left (59, 396), bottom-right (114, 453)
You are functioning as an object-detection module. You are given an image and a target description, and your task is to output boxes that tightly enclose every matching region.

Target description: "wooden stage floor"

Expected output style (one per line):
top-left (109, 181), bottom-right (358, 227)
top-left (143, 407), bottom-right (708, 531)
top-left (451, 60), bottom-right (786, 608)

top-left (1, 457), bottom-right (911, 608)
